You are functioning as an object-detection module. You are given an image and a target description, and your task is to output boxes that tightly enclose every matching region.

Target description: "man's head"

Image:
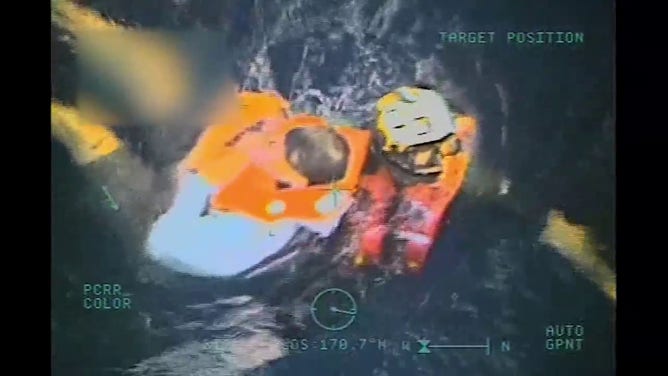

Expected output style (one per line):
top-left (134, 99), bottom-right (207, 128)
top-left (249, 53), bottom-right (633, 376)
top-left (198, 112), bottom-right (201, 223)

top-left (285, 126), bottom-right (350, 185)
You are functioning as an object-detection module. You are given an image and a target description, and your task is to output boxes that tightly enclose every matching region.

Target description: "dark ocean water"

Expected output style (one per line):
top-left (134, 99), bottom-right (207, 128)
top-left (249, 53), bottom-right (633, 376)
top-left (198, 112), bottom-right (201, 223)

top-left (52, 0), bottom-right (614, 375)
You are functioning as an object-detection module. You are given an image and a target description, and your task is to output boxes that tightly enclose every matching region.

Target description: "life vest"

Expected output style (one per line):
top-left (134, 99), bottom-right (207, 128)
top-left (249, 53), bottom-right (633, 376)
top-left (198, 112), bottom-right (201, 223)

top-left (183, 90), bottom-right (291, 184)
top-left (184, 91), bottom-right (372, 225)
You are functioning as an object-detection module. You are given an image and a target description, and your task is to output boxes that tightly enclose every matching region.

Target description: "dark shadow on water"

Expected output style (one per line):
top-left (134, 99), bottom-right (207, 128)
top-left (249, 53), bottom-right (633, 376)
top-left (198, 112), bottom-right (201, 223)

top-left (52, 141), bottom-right (148, 376)
top-left (52, 140), bottom-right (241, 375)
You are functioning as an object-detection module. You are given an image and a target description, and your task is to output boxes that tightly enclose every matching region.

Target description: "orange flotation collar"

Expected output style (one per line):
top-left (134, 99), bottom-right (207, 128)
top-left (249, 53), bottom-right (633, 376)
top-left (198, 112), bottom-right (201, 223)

top-left (183, 91), bottom-right (371, 223)
top-left (183, 90), bottom-right (291, 183)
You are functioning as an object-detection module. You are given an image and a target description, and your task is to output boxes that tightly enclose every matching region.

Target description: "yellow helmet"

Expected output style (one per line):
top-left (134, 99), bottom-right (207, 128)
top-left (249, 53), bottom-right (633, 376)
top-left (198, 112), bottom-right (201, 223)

top-left (376, 86), bottom-right (456, 153)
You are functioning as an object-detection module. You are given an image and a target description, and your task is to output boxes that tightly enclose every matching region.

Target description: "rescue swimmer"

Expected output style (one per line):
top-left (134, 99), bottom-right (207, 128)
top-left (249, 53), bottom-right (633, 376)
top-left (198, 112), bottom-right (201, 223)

top-left (353, 86), bottom-right (477, 270)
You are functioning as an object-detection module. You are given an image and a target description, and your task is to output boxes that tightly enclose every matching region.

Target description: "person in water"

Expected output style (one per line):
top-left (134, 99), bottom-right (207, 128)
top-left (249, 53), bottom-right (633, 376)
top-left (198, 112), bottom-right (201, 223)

top-left (143, 86), bottom-right (478, 277)
top-left (147, 97), bottom-right (363, 276)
